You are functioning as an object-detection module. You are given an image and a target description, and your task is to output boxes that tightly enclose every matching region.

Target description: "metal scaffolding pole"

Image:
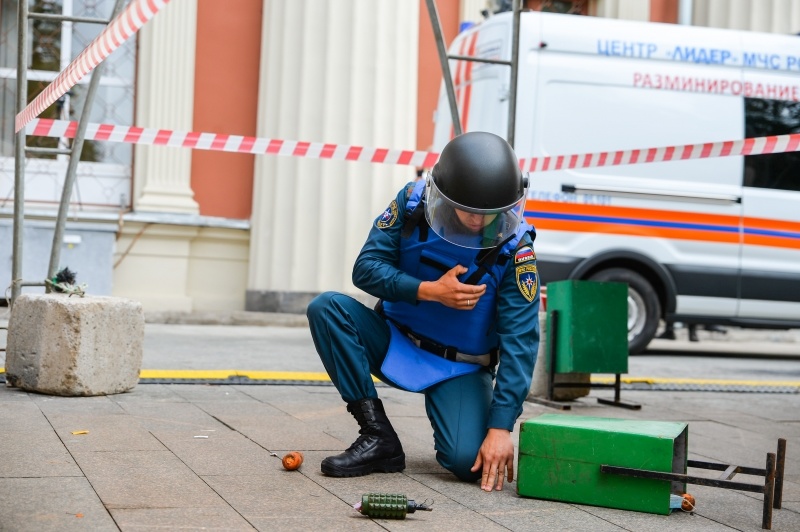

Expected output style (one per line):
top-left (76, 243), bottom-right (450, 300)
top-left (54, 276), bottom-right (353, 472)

top-left (11, 0), bottom-right (29, 307)
top-left (46, 0), bottom-right (122, 288)
top-left (422, 0), bottom-right (521, 147)
top-left (507, 0), bottom-right (522, 148)
top-left (424, 0), bottom-right (462, 137)
top-left (10, 1), bottom-right (119, 304)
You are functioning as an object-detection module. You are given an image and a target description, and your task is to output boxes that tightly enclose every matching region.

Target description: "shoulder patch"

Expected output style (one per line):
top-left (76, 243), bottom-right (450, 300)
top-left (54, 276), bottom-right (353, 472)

top-left (376, 200), bottom-right (399, 229)
top-left (514, 245), bottom-right (536, 265)
top-left (515, 263), bottom-right (538, 303)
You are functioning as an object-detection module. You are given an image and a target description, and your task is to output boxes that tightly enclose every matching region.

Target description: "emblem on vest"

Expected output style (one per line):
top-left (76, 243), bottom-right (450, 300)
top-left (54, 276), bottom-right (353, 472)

top-left (376, 200), bottom-right (399, 229)
top-left (516, 263), bottom-right (538, 302)
top-left (514, 245), bottom-right (536, 264)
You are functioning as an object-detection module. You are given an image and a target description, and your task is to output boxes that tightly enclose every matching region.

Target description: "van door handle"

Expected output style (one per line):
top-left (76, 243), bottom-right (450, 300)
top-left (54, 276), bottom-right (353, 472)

top-left (562, 184), bottom-right (742, 205)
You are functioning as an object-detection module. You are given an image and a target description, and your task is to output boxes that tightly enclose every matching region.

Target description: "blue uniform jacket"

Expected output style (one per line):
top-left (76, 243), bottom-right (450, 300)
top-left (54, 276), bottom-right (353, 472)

top-left (353, 182), bottom-right (541, 432)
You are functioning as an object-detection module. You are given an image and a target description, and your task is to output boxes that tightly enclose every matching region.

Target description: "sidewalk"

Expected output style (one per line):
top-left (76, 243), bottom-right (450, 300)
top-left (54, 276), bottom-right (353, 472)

top-left (0, 315), bottom-right (798, 531)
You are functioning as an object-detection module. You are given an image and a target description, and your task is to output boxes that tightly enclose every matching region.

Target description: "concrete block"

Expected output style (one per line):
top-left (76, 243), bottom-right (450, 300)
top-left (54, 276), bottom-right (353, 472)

top-left (529, 313), bottom-right (590, 401)
top-left (5, 294), bottom-right (144, 396)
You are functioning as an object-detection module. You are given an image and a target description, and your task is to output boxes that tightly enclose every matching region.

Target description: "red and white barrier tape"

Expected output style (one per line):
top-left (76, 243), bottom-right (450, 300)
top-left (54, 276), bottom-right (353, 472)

top-left (26, 118), bottom-right (800, 171)
top-left (521, 134), bottom-right (800, 172)
top-left (15, 0), bottom-right (170, 133)
top-left (27, 119), bottom-right (440, 168)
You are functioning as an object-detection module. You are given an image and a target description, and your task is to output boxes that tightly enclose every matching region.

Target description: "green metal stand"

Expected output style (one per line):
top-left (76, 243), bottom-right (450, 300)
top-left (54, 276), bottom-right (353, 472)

top-left (529, 309), bottom-right (640, 410)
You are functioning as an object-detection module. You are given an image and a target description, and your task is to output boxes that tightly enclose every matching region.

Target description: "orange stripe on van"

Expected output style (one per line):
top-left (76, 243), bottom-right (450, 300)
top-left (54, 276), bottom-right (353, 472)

top-left (744, 234), bottom-right (800, 248)
top-left (527, 200), bottom-right (739, 226)
top-left (526, 200), bottom-right (800, 250)
top-left (743, 216), bottom-right (800, 233)
top-left (532, 218), bottom-right (740, 244)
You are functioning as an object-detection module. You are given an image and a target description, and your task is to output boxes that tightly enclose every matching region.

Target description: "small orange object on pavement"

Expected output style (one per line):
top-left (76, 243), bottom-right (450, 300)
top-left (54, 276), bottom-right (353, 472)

top-left (681, 493), bottom-right (696, 512)
top-left (282, 451), bottom-right (304, 470)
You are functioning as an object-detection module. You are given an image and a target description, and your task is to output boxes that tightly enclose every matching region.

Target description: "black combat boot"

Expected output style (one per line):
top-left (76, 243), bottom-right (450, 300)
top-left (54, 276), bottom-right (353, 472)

top-left (321, 398), bottom-right (405, 477)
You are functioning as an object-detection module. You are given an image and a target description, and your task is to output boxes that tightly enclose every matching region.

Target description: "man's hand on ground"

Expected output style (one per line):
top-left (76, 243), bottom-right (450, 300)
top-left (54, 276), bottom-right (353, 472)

top-left (471, 428), bottom-right (514, 492)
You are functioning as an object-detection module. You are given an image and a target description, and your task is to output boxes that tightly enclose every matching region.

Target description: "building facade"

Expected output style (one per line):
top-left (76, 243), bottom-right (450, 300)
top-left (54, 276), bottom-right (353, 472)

top-left (2, 0), bottom-right (800, 313)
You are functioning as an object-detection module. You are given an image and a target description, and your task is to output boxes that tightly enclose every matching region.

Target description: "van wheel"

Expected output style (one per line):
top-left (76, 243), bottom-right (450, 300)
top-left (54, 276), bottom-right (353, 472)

top-left (588, 268), bottom-right (661, 355)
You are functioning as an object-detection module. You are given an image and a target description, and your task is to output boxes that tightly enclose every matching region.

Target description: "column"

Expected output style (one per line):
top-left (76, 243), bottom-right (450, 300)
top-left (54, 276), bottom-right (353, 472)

top-left (595, 0), bottom-right (651, 20)
top-left (133, 0), bottom-right (199, 214)
top-left (461, 0), bottom-right (488, 23)
top-left (694, 0), bottom-right (800, 32)
top-left (248, 0), bottom-right (419, 309)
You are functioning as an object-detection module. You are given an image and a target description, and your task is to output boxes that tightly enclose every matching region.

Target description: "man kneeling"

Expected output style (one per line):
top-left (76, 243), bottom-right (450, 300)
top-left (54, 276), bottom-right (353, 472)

top-left (307, 132), bottom-right (540, 492)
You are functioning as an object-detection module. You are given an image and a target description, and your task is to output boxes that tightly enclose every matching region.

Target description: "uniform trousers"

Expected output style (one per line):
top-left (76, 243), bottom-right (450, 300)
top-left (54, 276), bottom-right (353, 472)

top-left (307, 291), bottom-right (492, 481)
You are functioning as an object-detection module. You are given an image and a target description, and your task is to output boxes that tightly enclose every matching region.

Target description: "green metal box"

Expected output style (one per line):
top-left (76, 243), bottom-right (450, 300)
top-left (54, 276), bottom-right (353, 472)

top-left (546, 280), bottom-right (628, 374)
top-left (517, 414), bottom-right (688, 515)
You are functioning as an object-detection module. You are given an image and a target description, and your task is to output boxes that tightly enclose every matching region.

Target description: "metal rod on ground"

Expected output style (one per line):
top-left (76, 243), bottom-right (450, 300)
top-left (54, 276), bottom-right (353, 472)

top-left (774, 438), bottom-right (786, 509)
top-left (46, 0), bottom-right (126, 288)
top-left (11, 0), bottom-right (29, 308)
top-left (424, 0), bottom-right (461, 137)
top-left (762, 452), bottom-right (776, 529)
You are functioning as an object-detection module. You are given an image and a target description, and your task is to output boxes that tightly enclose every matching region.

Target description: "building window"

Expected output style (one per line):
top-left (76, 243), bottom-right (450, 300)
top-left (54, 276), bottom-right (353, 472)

top-left (526, 0), bottom-right (588, 15)
top-left (744, 98), bottom-right (800, 192)
top-left (0, 0), bottom-right (136, 211)
top-left (488, 1), bottom-right (588, 16)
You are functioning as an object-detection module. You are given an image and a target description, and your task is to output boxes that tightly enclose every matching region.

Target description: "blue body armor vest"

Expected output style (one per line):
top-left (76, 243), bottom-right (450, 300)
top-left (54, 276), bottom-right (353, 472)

top-left (382, 180), bottom-right (532, 358)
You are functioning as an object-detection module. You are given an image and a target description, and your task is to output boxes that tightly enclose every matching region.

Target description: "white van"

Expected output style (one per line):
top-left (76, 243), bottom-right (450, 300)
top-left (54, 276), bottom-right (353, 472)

top-left (433, 11), bottom-right (800, 354)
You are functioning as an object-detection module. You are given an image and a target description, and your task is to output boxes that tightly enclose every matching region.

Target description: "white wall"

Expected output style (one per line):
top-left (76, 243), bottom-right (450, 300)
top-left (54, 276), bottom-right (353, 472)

top-left (693, 0), bottom-right (800, 33)
top-left (248, 1), bottom-right (420, 298)
top-left (595, 0), bottom-right (650, 21)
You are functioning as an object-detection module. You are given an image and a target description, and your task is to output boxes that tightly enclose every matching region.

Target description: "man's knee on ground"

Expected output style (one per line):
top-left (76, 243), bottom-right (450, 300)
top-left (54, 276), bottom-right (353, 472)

top-left (437, 446), bottom-right (481, 482)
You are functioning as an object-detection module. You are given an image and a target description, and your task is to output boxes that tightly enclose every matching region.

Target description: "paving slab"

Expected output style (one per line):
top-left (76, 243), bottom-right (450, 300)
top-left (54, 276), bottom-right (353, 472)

top-left (52, 415), bottom-right (166, 453)
top-left (117, 401), bottom-right (229, 432)
top-left (108, 384), bottom-right (189, 403)
top-left (170, 383), bottom-right (264, 404)
top-left (194, 399), bottom-right (348, 451)
top-left (72, 449), bottom-right (229, 510)
top-left (109, 507), bottom-right (256, 531)
top-left (0, 399), bottom-right (56, 431)
top-left (232, 418), bottom-right (349, 452)
top-left (687, 483), bottom-right (800, 531)
top-left (0, 477), bottom-right (117, 532)
top-left (238, 385), bottom-right (363, 418)
top-left (704, 412), bottom-right (800, 441)
top-left (202, 473), bottom-right (353, 518)
top-left (152, 429), bottom-right (281, 476)
top-left (300, 457), bottom-right (512, 531)
top-left (201, 473), bottom-right (385, 531)
top-left (579, 504), bottom-right (731, 532)
top-left (31, 393), bottom-right (127, 416)
top-left (246, 515), bottom-right (382, 532)
top-left (0, 429), bottom-right (81, 477)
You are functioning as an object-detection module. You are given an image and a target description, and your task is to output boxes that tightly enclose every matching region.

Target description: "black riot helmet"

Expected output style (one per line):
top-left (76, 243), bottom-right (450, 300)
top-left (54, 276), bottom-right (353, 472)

top-left (425, 132), bottom-right (528, 249)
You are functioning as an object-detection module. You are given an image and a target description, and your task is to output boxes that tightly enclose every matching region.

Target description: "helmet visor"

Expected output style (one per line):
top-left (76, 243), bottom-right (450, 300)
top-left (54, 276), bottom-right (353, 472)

top-left (424, 173), bottom-right (527, 249)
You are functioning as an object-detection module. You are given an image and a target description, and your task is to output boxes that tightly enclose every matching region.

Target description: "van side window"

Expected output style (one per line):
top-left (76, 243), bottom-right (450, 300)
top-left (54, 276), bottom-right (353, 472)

top-left (744, 98), bottom-right (800, 192)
